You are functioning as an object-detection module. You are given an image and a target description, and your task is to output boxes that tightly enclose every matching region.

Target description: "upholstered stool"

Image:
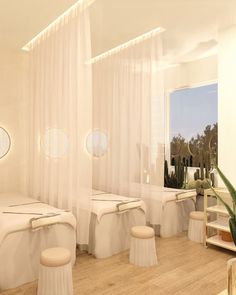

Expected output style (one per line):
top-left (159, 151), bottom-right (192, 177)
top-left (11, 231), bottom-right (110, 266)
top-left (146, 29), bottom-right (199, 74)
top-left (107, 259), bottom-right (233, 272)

top-left (37, 247), bottom-right (73, 295)
top-left (129, 226), bottom-right (157, 267)
top-left (188, 211), bottom-right (209, 243)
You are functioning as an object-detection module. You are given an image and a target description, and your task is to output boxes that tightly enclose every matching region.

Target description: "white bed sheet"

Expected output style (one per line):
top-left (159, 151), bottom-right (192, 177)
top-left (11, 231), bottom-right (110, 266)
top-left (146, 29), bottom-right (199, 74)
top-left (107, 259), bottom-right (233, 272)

top-left (0, 193), bottom-right (76, 290)
top-left (144, 187), bottom-right (195, 237)
top-left (88, 209), bottom-right (146, 258)
top-left (127, 184), bottom-right (196, 238)
top-left (88, 193), bottom-right (146, 258)
top-left (86, 187), bottom-right (195, 258)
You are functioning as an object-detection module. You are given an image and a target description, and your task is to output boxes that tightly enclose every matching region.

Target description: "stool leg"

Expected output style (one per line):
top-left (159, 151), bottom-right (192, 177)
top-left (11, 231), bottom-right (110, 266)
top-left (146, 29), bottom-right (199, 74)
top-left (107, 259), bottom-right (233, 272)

top-left (130, 236), bottom-right (157, 267)
top-left (188, 219), bottom-right (204, 243)
top-left (38, 263), bottom-right (73, 295)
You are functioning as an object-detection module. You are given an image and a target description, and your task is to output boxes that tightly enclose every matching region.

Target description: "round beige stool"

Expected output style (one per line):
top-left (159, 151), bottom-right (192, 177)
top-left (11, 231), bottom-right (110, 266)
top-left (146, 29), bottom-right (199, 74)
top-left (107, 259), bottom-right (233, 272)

top-left (188, 211), bottom-right (209, 243)
top-left (129, 226), bottom-right (157, 267)
top-left (37, 247), bottom-right (73, 295)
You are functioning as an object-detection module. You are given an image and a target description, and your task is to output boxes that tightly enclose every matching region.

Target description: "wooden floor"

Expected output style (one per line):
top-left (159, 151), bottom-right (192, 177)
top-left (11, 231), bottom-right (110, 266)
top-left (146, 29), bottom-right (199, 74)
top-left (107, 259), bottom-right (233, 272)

top-left (1, 233), bottom-right (234, 295)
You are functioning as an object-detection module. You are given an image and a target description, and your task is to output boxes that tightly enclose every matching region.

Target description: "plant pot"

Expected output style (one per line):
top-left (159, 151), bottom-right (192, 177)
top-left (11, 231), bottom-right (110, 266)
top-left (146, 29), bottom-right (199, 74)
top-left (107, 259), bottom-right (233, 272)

top-left (220, 231), bottom-right (233, 242)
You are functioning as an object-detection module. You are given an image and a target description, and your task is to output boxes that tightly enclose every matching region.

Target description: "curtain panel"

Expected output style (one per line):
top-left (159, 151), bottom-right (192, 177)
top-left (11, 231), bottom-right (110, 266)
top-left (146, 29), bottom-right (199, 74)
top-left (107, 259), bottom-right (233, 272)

top-left (92, 33), bottom-right (165, 199)
top-left (28, 1), bottom-right (92, 245)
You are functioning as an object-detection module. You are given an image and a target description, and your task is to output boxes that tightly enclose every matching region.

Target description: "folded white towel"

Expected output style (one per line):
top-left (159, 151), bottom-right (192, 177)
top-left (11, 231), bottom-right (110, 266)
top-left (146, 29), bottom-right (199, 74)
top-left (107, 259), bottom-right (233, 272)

top-left (0, 196), bottom-right (76, 245)
top-left (30, 212), bottom-right (76, 230)
top-left (116, 200), bottom-right (142, 212)
top-left (91, 194), bottom-right (146, 221)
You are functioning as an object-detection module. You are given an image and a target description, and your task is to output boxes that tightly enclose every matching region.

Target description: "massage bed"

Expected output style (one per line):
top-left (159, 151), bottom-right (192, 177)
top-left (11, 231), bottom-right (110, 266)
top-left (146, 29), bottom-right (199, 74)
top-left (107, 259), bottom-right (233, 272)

top-left (0, 193), bottom-right (76, 290)
top-left (139, 186), bottom-right (196, 237)
top-left (88, 193), bottom-right (146, 258)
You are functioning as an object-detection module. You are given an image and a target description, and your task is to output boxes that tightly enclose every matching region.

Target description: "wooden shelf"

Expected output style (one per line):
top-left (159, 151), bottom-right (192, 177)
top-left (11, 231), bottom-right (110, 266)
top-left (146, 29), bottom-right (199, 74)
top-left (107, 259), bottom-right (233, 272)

top-left (204, 188), bottom-right (236, 252)
top-left (206, 205), bottom-right (229, 215)
top-left (205, 188), bottom-right (230, 199)
top-left (206, 220), bottom-right (230, 232)
top-left (206, 235), bottom-right (236, 252)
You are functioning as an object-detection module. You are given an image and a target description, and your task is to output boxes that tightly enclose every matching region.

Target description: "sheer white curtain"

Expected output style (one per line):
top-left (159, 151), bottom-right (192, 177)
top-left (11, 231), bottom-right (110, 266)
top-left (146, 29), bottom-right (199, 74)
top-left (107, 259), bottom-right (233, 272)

top-left (28, 1), bottom-right (92, 245)
top-left (92, 33), bottom-right (165, 199)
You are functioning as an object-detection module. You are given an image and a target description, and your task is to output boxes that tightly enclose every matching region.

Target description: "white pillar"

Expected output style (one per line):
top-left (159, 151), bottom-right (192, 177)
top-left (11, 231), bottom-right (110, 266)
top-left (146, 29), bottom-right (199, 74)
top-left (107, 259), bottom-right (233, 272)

top-left (218, 25), bottom-right (236, 186)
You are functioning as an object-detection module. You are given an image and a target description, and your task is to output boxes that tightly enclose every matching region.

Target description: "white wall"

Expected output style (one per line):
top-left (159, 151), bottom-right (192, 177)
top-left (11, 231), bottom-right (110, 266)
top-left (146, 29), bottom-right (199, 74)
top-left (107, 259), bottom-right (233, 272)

top-left (0, 50), bottom-right (28, 193)
top-left (164, 55), bottom-right (217, 91)
top-left (218, 25), bottom-right (236, 186)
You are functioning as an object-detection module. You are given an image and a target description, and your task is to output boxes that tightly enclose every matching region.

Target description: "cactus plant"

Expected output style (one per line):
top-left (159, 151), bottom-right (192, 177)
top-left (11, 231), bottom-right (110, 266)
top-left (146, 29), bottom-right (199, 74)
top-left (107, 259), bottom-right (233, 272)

top-left (164, 160), bottom-right (177, 188)
top-left (182, 161), bottom-right (188, 189)
top-left (200, 156), bottom-right (204, 180)
top-left (194, 169), bottom-right (200, 180)
top-left (164, 158), bottom-right (186, 189)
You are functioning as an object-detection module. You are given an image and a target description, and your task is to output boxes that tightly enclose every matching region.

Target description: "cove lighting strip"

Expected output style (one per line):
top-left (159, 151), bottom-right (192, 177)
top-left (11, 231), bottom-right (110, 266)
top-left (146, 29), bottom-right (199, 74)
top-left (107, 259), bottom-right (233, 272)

top-left (90, 26), bottom-right (165, 64)
top-left (22, 0), bottom-right (96, 51)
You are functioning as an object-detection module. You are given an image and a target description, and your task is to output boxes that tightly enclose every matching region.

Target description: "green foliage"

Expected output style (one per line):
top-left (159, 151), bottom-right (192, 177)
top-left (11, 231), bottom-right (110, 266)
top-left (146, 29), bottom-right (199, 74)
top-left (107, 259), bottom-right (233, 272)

top-left (210, 167), bottom-right (236, 245)
top-left (170, 123), bottom-right (217, 170)
top-left (229, 218), bottom-right (236, 244)
top-left (193, 179), bottom-right (211, 195)
top-left (164, 160), bottom-right (177, 188)
top-left (215, 166), bottom-right (236, 205)
top-left (164, 158), bottom-right (187, 189)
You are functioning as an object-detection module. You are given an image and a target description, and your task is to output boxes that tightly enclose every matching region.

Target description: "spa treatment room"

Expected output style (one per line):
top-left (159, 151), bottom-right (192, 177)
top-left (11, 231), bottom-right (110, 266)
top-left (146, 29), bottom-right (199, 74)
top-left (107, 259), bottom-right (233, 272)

top-left (0, 0), bottom-right (236, 294)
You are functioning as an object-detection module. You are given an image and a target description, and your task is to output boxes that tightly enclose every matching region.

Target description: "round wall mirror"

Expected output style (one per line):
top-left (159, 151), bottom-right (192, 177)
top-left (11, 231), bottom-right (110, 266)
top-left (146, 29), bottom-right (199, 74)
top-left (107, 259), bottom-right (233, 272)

top-left (86, 130), bottom-right (108, 157)
top-left (0, 127), bottom-right (11, 159)
top-left (41, 128), bottom-right (68, 158)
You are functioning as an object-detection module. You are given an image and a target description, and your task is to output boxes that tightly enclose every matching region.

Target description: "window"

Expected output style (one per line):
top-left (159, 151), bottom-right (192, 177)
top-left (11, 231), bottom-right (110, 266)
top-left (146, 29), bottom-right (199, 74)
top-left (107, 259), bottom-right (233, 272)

top-left (169, 83), bottom-right (218, 171)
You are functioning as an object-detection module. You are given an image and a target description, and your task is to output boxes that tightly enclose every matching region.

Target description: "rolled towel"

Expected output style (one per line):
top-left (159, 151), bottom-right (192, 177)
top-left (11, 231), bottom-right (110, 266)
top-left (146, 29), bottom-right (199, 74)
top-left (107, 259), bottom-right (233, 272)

top-left (116, 200), bottom-right (142, 212)
top-left (30, 212), bottom-right (76, 230)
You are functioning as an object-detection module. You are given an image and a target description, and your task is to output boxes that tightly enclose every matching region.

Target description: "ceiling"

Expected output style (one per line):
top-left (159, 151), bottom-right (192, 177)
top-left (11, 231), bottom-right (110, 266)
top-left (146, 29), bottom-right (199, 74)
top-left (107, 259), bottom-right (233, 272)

top-left (0, 0), bottom-right (77, 50)
top-left (89, 0), bottom-right (236, 61)
top-left (0, 0), bottom-right (236, 60)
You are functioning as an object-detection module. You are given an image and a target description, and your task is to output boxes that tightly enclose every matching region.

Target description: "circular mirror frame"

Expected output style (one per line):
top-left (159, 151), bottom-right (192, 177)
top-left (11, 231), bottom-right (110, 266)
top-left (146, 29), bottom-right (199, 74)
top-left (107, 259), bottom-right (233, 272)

top-left (0, 127), bottom-right (11, 159)
top-left (86, 130), bottom-right (108, 158)
top-left (41, 128), bottom-right (69, 158)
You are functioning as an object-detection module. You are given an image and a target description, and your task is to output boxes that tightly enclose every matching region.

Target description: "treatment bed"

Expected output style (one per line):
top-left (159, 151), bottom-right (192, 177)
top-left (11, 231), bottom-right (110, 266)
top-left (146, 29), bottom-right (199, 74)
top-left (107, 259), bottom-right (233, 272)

top-left (0, 193), bottom-right (76, 290)
top-left (141, 186), bottom-right (196, 237)
top-left (88, 193), bottom-right (146, 258)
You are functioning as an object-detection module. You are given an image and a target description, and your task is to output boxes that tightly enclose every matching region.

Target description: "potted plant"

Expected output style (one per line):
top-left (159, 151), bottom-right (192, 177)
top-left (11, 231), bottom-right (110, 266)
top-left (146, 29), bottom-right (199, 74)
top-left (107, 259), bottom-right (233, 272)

top-left (210, 166), bottom-right (236, 245)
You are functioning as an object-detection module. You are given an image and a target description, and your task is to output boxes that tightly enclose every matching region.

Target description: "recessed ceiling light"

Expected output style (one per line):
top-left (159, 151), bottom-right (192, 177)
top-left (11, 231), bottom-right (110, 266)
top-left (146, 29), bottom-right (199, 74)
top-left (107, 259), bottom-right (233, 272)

top-left (91, 27), bottom-right (165, 64)
top-left (22, 0), bottom-right (96, 51)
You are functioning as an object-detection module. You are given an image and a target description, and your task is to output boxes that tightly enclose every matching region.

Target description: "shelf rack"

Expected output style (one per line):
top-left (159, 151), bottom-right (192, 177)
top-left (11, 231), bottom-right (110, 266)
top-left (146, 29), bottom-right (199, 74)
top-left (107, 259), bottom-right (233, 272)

top-left (203, 188), bottom-right (236, 252)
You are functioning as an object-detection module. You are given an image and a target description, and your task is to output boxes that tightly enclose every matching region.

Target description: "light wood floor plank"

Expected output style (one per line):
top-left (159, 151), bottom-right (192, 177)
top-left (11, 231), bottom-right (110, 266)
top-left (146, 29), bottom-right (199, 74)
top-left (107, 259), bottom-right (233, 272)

top-left (1, 233), bottom-right (234, 295)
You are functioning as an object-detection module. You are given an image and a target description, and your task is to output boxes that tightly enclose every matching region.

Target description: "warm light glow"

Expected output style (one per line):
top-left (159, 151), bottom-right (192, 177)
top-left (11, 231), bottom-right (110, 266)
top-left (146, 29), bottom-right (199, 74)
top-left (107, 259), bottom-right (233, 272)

top-left (22, 0), bottom-right (96, 51)
top-left (86, 130), bottom-right (108, 157)
top-left (0, 127), bottom-right (11, 159)
top-left (41, 128), bottom-right (68, 158)
top-left (91, 27), bottom-right (165, 64)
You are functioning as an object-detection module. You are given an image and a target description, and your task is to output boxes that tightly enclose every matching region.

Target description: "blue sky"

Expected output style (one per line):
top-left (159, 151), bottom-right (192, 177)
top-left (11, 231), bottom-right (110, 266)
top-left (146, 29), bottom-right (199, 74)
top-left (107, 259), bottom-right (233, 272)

top-left (170, 83), bottom-right (218, 141)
